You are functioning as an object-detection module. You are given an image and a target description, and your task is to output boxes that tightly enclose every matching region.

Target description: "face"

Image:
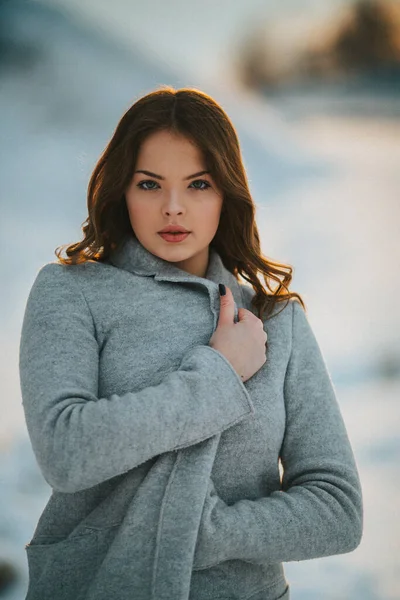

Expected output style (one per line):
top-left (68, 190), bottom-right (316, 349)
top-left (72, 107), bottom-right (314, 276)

top-left (124, 129), bottom-right (224, 278)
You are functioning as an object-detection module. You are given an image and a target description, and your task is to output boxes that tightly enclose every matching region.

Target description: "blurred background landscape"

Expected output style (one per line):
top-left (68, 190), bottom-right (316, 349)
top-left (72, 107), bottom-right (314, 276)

top-left (0, 0), bottom-right (399, 598)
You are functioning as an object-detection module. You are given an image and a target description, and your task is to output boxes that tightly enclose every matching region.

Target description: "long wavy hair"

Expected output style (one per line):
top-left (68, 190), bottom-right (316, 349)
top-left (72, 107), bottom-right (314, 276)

top-left (55, 85), bottom-right (305, 320)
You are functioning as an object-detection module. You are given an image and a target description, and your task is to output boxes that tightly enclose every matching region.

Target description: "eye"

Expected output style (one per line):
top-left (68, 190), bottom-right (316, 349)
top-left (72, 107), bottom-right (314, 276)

top-left (136, 180), bottom-right (159, 191)
top-left (190, 179), bottom-right (211, 191)
top-left (136, 179), bottom-right (211, 191)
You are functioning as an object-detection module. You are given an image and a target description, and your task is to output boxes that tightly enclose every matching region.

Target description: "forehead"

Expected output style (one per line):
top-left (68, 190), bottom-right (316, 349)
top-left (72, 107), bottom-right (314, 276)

top-left (137, 131), bottom-right (204, 163)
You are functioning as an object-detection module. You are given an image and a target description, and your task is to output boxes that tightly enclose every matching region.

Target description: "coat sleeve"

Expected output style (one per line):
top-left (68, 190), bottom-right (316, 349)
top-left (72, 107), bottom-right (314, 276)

top-left (19, 263), bottom-right (254, 494)
top-left (192, 299), bottom-right (363, 570)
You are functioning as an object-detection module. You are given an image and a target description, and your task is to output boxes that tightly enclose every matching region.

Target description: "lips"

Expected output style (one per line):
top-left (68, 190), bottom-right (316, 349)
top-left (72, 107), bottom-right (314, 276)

top-left (158, 231), bottom-right (191, 242)
top-left (158, 226), bottom-right (190, 233)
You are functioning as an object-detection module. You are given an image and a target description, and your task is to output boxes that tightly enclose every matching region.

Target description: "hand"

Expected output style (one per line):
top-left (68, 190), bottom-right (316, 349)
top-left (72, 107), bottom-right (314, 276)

top-left (209, 285), bottom-right (268, 383)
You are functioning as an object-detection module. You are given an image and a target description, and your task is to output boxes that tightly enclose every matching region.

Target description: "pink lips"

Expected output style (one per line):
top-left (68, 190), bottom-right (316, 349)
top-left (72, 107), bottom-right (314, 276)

top-left (158, 232), bottom-right (191, 243)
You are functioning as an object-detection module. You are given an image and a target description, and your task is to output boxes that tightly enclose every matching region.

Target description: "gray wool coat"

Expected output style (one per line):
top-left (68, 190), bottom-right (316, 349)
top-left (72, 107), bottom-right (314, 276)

top-left (19, 232), bottom-right (363, 600)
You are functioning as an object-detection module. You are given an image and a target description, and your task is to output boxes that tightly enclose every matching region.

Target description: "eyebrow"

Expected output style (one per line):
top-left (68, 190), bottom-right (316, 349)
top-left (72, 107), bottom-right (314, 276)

top-left (134, 169), bottom-right (210, 181)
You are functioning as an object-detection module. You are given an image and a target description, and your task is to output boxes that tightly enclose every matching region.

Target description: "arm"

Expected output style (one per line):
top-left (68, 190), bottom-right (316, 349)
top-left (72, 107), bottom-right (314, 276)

top-left (193, 299), bottom-right (363, 570)
top-left (19, 263), bottom-right (254, 494)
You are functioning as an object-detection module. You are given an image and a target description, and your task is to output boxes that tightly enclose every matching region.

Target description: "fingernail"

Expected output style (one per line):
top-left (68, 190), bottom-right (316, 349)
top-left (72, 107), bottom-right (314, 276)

top-left (219, 283), bottom-right (226, 296)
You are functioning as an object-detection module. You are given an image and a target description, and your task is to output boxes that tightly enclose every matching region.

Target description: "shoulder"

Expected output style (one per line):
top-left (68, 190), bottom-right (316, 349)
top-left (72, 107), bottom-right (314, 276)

top-left (22, 262), bottom-right (105, 333)
top-left (26, 261), bottom-right (108, 312)
top-left (32, 259), bottom-right (112, 290)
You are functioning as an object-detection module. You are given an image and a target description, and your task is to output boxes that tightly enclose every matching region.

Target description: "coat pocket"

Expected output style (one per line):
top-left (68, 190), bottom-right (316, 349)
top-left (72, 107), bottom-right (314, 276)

top-left (24, 527), bottom-right (112, 600)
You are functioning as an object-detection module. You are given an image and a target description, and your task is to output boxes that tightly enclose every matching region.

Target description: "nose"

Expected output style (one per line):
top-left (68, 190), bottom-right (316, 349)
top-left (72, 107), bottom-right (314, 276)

top-left (162, 191), bottom-right (186, 217)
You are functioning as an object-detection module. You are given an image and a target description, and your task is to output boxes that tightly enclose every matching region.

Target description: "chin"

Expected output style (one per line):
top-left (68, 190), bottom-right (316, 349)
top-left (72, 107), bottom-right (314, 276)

top-left (155, 239), bottom-right (193, 257)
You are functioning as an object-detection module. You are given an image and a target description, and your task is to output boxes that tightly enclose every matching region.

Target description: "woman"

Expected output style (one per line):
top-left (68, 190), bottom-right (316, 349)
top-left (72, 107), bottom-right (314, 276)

top-left (19, 86), bottom-right (363, 600)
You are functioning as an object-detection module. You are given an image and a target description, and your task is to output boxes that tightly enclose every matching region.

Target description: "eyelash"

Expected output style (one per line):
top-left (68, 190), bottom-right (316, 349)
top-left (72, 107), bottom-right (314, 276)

top-left (136, 179), bottom-right (211, 192)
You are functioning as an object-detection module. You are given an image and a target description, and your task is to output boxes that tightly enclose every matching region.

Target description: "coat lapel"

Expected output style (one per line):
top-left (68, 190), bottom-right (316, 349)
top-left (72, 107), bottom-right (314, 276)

top-left (107, 232), bottom-right (244, 326)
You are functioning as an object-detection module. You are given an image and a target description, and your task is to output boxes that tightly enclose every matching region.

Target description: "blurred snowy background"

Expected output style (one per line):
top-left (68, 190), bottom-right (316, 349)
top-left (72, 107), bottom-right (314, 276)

top-left (0, 0), bottom-right (399, 598)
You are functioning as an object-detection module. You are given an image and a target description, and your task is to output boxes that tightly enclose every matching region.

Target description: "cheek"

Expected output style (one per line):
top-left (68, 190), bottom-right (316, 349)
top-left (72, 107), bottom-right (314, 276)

top-left (126, 198), bottom-right (152, 222)
top-left (195, 204), bottom-right (222, 236)
top-left (199, 193), bottom-right (222, 215)
top-left (206, 200), bottom-right (223, 223)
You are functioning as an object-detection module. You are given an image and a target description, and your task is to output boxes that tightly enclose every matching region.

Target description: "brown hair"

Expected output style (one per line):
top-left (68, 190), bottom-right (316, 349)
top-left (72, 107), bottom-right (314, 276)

top-left (55, 85), bottom-right (305, 320)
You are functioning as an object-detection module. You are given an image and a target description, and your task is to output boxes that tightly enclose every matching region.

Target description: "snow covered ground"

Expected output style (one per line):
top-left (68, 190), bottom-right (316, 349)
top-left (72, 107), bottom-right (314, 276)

top-left (0, 1), bottom-right (399, 598)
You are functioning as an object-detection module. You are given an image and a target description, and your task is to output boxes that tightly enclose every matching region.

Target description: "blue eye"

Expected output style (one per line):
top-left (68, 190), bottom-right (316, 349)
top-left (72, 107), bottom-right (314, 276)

top-left (136, 180), bottom-right (158, 191)
top-left (136, 179), bottom-right (211, 191)
top-left (191, 180), bottom-right (211, 190)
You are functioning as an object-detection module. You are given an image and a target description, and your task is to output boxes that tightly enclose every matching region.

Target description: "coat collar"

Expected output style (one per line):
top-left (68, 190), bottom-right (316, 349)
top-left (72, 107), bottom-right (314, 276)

top-left (107, 232), bottom-right (244, 312)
